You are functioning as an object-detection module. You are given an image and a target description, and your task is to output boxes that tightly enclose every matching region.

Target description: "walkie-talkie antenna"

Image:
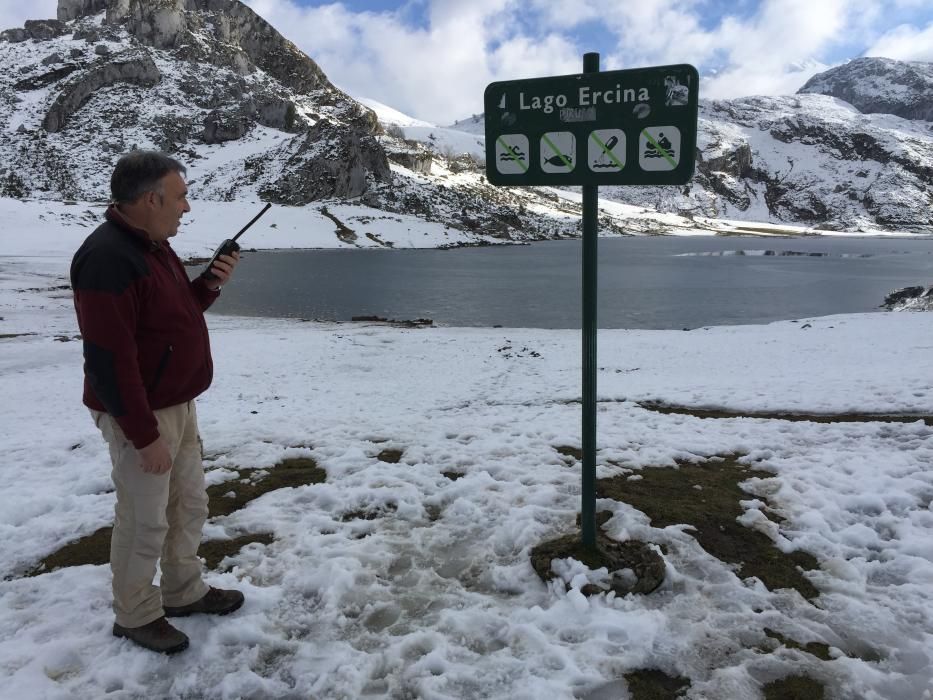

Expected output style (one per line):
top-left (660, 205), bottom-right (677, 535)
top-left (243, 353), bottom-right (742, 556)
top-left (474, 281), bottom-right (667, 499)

top-left (232, 203), bottom-right (272, 242)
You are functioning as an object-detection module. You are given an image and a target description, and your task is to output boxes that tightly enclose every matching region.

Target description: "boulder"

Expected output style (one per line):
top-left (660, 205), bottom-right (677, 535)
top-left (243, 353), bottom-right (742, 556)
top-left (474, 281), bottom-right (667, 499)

top-left (58, 0), bottom-right (109, 21)
top-left (73, 27), bottom-right (100, 42)
top-left (883, 286), bottom-right (933, 311)
top-left (0, 28), bottom-right (29, 43)
top-left (201, 108), bottom-right (252, 144)
top-left (24, 19), bottom-right (69, 40)
top-left (255, 96), bottom-right (298, 131)
top-left (388, 150), bottom-right (433, 174)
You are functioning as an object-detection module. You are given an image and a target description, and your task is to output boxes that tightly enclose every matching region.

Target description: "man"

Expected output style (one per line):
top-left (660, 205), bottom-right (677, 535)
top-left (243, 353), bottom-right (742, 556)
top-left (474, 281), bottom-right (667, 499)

top-left (71, 151), bottom-right (243, 654)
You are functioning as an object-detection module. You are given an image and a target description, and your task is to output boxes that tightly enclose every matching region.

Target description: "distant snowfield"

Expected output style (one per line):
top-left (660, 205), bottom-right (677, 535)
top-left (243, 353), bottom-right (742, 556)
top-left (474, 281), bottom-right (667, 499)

top-left (0, 192), bottom-right (921, 271)
top-left (1, 200), bottom-right (932, 699)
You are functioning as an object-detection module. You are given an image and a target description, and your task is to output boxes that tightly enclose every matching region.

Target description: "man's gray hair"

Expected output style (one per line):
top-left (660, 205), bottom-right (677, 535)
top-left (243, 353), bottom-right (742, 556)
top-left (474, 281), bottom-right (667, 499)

top-left (111, 150), bottom-right (186, 204)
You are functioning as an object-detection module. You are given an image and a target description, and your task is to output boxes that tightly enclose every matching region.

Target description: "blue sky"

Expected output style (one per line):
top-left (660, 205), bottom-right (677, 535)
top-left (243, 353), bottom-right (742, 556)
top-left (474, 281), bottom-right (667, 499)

top-left (4, 0), bottom-right (932, 124)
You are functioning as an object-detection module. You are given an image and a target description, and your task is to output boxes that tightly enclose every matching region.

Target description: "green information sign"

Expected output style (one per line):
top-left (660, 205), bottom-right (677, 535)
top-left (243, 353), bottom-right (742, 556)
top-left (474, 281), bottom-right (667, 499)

top-left (484, 64), bottom-right (699, 186)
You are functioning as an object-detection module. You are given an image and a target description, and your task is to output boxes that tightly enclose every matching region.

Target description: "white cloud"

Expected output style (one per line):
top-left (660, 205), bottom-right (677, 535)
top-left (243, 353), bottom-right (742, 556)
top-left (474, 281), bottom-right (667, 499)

top-left (864, 22), bottom-right (933, 61)
top-left (0, 1), bottom-right (58, 31)
top-left (243, 0), bottom-right (586, 124)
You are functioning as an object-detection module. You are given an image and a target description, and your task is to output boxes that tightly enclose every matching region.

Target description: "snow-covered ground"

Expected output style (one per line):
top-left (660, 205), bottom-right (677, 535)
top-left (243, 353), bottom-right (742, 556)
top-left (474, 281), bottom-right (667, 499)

top-left (1, 201), bottom-right (932, 699)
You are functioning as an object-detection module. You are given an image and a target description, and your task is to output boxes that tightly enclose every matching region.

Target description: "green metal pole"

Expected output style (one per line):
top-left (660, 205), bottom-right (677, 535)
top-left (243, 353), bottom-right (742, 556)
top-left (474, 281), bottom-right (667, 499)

top-left (581, 52), bottom-right (599, 550)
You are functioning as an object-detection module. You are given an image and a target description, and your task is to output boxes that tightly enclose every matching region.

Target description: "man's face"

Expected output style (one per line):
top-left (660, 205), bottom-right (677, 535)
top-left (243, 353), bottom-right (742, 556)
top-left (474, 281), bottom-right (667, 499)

top-left (149, 171), bottom-right (191, 241)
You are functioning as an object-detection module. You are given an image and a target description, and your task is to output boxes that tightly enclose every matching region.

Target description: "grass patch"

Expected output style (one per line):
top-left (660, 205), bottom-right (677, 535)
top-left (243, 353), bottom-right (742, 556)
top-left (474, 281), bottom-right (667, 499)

top-left (199, 533), bottom-right (275, 570)
top-left (376, 448), bottom-right (404, 464)
top-left (442, 471), bottom-right (464, 481)
top-left (554, 445), bottom-right (583, 461)
top-left (350, 316), bottom-right (433, 328)
top-left (27, 526), bottom-right (111, 576)
top-left (762, 675), bottom-right (825, 699)
top-left (365, 232), bottom-right (395, 248)
top-left (530, 512), bottom-right (665, 596)
top-left (597, 456), bottom-right (820, 599)
top-left (639, 402), bottom-right (933, 427)
top-left (207, 456), bottom-right (325, 518)
top-left (0, 332), bottom-right (37, 339)
top-left (320, 205), bottom-right (357, 244)
top-left (25, 457), bottom-right (323, 577)
top-left (27, 529), bottom-right (275, 576)
top-left (624, 669), bottom-right (690, 699)
top-left (763, 628), bottom-right (833, 661)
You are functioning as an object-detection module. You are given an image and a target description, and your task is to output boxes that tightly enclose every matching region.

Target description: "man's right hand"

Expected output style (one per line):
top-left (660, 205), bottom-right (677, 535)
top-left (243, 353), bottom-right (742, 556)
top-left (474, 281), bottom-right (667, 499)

top-left (138, 437), bottom-right (173, 474)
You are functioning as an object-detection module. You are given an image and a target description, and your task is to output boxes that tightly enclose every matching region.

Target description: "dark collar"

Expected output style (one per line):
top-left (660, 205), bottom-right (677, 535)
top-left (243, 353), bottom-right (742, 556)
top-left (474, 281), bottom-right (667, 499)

top-left (106, 205), bottom-right (160, 250)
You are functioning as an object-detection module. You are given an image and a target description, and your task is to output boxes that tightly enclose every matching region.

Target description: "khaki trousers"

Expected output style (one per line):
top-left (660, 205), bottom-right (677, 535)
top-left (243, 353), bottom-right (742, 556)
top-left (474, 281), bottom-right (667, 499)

top-left (91, 401), bottom-right (210, 628)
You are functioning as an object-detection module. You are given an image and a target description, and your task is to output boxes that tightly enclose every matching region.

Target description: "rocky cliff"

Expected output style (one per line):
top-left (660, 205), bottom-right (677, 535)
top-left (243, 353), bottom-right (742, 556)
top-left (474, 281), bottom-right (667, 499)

top-left (0, 0), bottom-right (390, 204)
top-left (798, 57), bottom-right (933, 122)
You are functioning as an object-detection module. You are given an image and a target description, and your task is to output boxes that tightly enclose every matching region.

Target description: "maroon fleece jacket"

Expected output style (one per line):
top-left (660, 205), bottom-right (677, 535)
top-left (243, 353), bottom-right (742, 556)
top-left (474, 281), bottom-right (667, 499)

top-left (71, 206), bottom-right (220, 448)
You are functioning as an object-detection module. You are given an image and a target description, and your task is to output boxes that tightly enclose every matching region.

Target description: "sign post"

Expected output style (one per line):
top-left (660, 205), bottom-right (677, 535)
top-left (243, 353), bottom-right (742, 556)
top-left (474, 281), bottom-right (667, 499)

top-left (485, 58), bottom-right (699, 550)
top-left (580, 52), bottom-right (599, 549)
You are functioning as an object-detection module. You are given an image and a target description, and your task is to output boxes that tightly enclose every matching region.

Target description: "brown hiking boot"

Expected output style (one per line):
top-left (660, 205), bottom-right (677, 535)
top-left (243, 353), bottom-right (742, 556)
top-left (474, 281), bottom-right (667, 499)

top-left (113, 617), bottom-right (189, 654)
top-left (163, 587), bottom-right (244, 617)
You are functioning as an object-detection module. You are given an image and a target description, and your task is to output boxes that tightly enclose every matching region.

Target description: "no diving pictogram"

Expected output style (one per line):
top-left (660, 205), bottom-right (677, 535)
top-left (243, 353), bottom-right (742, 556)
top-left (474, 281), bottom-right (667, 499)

top-left (588, 129), bottom-right (626, 173)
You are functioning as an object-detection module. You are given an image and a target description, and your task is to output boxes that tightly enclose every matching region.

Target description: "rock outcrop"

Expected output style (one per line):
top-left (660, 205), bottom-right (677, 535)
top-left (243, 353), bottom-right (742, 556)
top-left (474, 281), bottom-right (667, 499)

top-left (50, 0), bottom-right (335, 93)
top-left (799, 57), bottom-right (933, 122)
top-left (1, 19), bottom-right (70, 42)
top-left (256, 121), bottom-right (392, 204)
top-left (201, 96), bottom-right (298, 144)
top-left (883, 285), bottom-right (933, 311)
top-left (42, 51), bottom-right (161, 133)
top-left (57, 0), bottom-right (108, 21)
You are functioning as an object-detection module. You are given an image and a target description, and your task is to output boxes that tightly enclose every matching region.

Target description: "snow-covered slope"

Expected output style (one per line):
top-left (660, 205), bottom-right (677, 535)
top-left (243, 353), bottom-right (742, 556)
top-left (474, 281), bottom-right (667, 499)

top-left (616, 93), bottom-right (933, 232)
top-left (799, 56), bottom-right (933, 122)
top-left (355, 96), bottom-right (434, 128)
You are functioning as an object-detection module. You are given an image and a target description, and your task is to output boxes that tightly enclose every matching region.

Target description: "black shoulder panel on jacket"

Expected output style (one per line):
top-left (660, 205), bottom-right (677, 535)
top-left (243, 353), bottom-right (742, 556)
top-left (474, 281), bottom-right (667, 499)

top-left (71, 222), bottom-right (150, 295)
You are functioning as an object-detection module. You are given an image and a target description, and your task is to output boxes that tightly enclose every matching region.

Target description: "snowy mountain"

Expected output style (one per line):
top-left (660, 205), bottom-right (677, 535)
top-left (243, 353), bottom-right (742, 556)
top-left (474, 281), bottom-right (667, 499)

top-left (0, 0), bottom-right (603, 245)
top-left (1, 3), bottom-right (931, 238)
top-left (612, 91), bottom-right (933, 232)
top-left (439, 59), bottom-right (933, 233)
top-left (799, 57), bottom-right (933, 122)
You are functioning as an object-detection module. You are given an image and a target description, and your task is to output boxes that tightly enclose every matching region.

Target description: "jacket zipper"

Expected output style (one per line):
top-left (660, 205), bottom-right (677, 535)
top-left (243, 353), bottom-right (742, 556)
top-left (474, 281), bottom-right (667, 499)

top-left (151, 246), bottom-right (212, 379)
top-left (149, 344), bottom-right (174, 394)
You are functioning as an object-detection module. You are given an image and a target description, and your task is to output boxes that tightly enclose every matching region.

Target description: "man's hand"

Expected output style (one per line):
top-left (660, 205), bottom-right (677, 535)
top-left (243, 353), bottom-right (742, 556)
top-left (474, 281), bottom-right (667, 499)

top-left (139, 436), bottom-right (173, 474)
top-left (207, 251), bottom-right (240, 290)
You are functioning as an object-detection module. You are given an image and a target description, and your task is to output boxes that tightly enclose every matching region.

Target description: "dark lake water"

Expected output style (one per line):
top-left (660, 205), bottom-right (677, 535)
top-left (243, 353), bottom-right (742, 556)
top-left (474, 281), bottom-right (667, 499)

top-left (200, 236), bottom-right (933, 329)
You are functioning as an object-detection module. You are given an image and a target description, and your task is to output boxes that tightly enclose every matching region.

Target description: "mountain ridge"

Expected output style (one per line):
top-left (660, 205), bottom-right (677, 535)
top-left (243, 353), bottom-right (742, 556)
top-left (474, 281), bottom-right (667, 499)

top-left (1, 2), bottom-right (931, 237)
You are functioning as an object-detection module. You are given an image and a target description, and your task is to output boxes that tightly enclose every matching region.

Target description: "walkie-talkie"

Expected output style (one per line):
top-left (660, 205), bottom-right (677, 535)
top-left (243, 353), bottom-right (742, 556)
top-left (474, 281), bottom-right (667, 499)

top-left (202, 203), bottom-right (272, 282)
